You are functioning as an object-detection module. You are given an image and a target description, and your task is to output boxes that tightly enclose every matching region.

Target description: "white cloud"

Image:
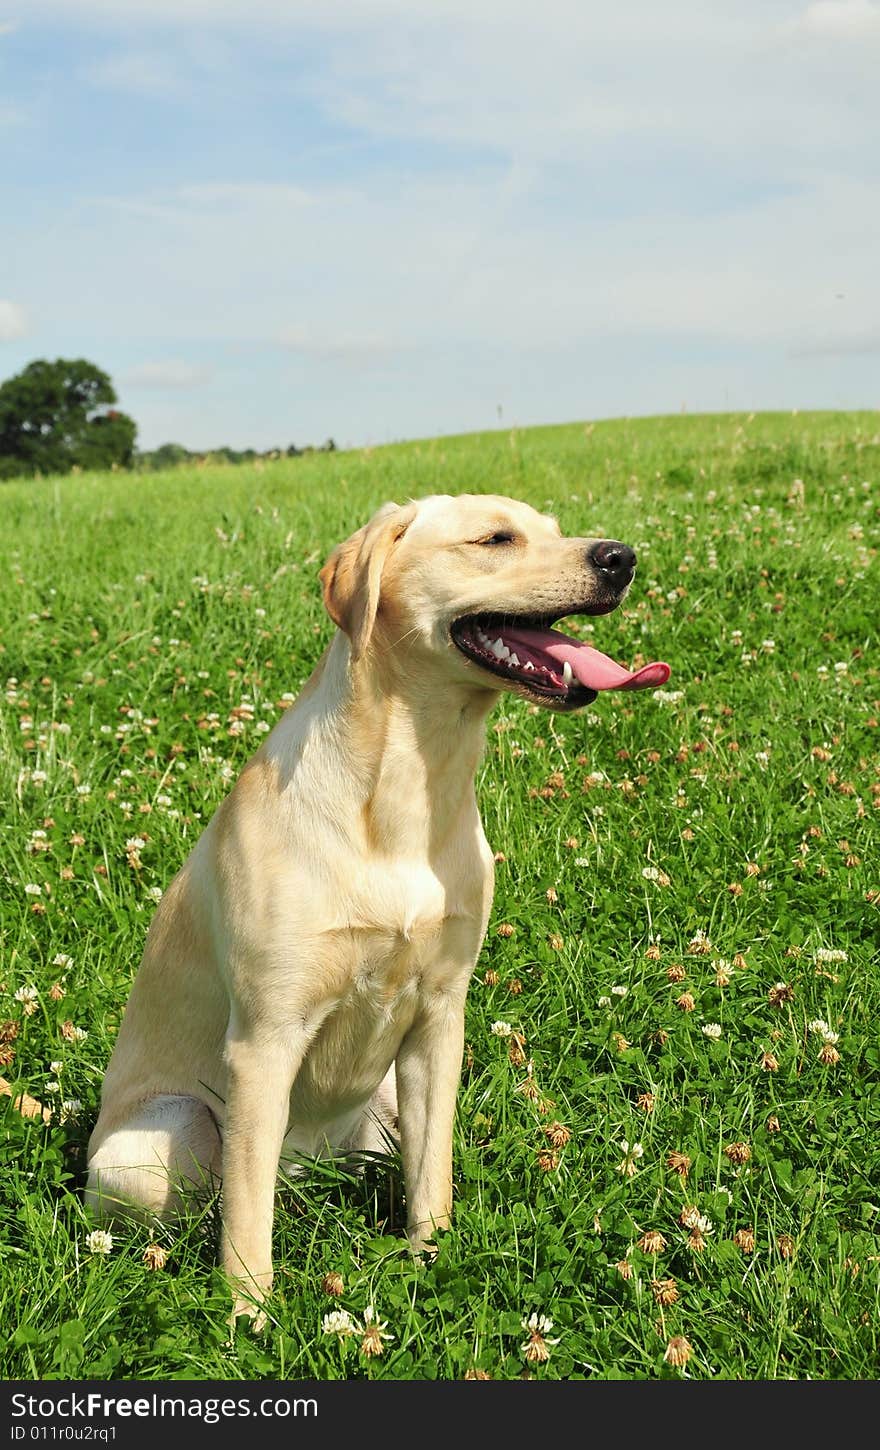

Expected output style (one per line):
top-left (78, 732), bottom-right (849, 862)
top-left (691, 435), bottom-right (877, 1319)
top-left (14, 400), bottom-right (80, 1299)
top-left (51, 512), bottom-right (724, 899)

top-left (16, 5), bottom-right (880, 169)
top-left (794, 2), bottom-right (880, 39)
top-left (86, 50), bottom-right (181, 94)
top-left (83, 32), bottom-right (235, 94)
top-left (0, 301), bottom-right (29, 341)
top-left (790, 329), bottom-right (880, 357)
top-left (80, 165), bottom-right (879, 358)
top-left (0, 1), bottom-right (459, 24)
top-left (277, 325), bottom-right (393, 360)
top-left (121, 360), bottom-right (212, 389)
top-left (175, 183), bottom-right (315, 209)
top-left (0, 102), bottom-right (27, 126)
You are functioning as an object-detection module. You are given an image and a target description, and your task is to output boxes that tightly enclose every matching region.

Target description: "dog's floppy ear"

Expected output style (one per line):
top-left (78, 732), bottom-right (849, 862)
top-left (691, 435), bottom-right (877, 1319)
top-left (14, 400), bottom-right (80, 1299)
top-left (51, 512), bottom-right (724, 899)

top-left (320, 500), bottom-right (418, 661)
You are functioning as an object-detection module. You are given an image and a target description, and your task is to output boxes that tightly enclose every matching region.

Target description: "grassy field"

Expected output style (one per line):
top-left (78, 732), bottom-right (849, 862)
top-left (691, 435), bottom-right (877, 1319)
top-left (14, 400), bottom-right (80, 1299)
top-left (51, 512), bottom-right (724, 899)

top-left (0, 410), bottom-right (878, 1381)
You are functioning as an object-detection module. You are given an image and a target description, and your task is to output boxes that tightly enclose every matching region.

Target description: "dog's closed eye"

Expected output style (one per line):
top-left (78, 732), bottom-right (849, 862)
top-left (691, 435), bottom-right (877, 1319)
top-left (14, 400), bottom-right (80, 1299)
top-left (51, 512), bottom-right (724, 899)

top-left (473, 531), bottom-right (516, 546)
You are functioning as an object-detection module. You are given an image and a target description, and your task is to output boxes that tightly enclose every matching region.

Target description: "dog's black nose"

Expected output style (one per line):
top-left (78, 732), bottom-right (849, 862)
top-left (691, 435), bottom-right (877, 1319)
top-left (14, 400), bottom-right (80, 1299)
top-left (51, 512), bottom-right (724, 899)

top-left (589, 539), bottom-right (636, 587)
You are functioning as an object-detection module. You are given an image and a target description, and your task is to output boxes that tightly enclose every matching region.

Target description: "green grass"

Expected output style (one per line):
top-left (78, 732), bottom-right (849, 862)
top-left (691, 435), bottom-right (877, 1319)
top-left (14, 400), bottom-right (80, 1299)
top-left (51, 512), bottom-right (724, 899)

top-left (0, 410), bottom-right (878, 1380)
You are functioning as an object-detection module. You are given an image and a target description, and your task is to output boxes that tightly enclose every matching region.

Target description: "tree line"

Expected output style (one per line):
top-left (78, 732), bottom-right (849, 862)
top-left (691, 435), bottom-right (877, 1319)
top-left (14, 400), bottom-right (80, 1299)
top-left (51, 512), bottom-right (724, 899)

top-left (0, 358), bottom-right (336, 480)
top-left (137, 438), bottom-right (336, 473)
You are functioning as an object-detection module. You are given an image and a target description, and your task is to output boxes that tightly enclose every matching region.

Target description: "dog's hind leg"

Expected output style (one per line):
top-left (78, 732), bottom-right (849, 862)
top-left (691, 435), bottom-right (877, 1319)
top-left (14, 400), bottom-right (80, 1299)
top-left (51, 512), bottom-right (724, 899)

top-left (86, 1094), bottom-right (222, 1225)
top-left (342, 1065), bottom-right (400, 1156)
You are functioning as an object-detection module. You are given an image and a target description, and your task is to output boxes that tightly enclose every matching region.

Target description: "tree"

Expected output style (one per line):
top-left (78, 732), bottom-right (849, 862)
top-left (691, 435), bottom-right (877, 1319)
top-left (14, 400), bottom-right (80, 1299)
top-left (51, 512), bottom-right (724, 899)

top-left (144, 442), bottom-right (191, 471)
top-left (0, 358), bottom-right (137, 479)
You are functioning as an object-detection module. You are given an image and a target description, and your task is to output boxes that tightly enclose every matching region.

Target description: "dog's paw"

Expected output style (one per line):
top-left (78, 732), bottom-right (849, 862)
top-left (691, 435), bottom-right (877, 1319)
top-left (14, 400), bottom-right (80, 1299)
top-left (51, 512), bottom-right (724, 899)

top-left (227, 1297), bottom-right (268, 1340)
top-left (407, 1231), bottom-right (439, 1261)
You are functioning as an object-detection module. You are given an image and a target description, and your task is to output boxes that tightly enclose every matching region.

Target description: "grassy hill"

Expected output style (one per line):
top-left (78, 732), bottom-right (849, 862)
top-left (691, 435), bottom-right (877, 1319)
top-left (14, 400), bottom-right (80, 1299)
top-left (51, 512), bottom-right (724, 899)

top-left (1, 410), bottom-right (878, 1379)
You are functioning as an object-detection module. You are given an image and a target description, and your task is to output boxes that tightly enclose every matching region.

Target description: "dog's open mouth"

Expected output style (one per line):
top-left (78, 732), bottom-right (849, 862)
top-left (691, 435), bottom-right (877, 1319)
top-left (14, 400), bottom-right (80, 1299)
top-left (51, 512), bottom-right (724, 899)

top-left (451, 613), bottom-right (670, 709)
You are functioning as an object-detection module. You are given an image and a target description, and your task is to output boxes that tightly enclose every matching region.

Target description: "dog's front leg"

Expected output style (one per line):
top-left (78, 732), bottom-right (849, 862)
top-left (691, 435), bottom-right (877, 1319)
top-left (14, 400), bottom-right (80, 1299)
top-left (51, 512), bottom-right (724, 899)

top-left (221, 1013), bottom-right (306, 1325)
top-left (396, 985), bottom-right (468, 1254)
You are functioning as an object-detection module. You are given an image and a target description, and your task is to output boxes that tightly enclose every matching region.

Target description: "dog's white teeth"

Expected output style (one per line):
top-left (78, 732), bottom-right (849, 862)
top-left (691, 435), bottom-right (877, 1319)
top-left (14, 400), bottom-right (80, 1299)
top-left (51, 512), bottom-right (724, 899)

top-left (562, 661), bottom-right (573, 687)
top-left (508, 651), bottom-right (520, 667)
top-left (523, 660), bottom-right (535, 671)
top-left (491, 638), bottom-right (510, 661)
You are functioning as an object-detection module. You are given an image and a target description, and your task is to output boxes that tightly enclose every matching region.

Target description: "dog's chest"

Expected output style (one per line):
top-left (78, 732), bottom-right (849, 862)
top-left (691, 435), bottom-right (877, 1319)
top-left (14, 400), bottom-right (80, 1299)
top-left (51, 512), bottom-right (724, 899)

top-left (329, 858), bottom-right (460, 946)
top-left (311, 856), bottom-right (485, 1020)
top-left (295, 872), bottom-right (467, 1117)
top-left (288, 843), bottom-right (491, 1131)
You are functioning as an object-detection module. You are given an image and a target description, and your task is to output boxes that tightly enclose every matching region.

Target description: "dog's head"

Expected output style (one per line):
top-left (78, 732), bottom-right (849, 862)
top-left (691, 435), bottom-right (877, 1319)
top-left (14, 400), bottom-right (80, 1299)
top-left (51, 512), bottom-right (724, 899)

top-left (320, 494), bottom-right (669, 712)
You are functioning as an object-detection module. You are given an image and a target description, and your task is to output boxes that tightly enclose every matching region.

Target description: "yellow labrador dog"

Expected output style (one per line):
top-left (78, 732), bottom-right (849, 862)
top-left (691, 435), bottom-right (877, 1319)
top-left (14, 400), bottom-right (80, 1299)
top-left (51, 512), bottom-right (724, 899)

top-left (86, 493), bottom-right (668, 1320)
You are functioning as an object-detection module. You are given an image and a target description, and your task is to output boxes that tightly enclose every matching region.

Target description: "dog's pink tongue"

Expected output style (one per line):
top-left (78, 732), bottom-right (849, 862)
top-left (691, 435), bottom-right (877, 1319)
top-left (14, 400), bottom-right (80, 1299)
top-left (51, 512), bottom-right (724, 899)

top-left (512, 626), bottom-right (670, 691)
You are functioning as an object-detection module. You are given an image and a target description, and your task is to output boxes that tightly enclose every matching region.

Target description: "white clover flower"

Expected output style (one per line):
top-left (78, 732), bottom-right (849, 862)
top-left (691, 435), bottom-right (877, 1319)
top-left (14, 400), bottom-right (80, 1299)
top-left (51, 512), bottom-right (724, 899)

top-left (808, 1019), bottom-right (839, 1045)
top-left (652, 689), bottom-right (685, 705)
top-left (60, 1100), bottom-right (82, 1122)
top-left (24, 883), bottom-right (43, 896)
top-left (52, 953), bottom-right (73, 968)
top-left (360, 1305), bottom-right (394, 1355)
top-left (597, 996), bottom-right (612, 1009)
top-left (642, 866), bottom-right (662, 881)
top-left (617, 1140), bottom-right (644, 1176)
top-left (815, 948), bottom-right (848, 964)
top-left (322, 1309), bottom-right (358, 1338)
top-left (125, 837), bottom-right (147, 852)
top-left (147, 886), bottom-right (164, 902)
top-left (14, 985), bottom-right (38, 1003)
top-left (490, 1021), bottom-right (513, 1037)
top-left (520, 1311), bottom-right (561, 1363)
top-left (702, 1023), bottom-right (722, 1040)
top-left (50, 1061), bottom-right (64, 1074)
top-left (85, 1229), bottom-right (113, 1255)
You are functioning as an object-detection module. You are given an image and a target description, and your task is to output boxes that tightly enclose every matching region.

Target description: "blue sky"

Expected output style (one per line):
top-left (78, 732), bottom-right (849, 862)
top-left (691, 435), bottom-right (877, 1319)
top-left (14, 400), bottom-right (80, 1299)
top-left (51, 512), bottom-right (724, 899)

top-left (1, 0), bottom-right (879, 451)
